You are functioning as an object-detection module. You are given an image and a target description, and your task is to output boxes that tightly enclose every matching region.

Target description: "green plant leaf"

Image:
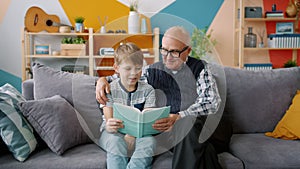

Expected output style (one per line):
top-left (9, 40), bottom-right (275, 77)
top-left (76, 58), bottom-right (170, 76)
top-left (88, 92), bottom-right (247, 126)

top-left (191, 27), bottom-right (217, 60)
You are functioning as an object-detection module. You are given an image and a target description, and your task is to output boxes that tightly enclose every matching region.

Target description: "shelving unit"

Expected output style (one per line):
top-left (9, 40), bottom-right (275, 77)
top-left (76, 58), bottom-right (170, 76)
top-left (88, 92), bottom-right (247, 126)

top-left (21, 27), bottom-right (159, 81)
top-left (235, 0), bottom-right (299, 68)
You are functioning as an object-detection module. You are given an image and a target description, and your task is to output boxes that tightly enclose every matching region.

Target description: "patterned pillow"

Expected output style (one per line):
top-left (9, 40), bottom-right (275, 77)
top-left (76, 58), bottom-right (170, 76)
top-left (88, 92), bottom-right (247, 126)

top-left (0, 83), bottom-right (37, 162)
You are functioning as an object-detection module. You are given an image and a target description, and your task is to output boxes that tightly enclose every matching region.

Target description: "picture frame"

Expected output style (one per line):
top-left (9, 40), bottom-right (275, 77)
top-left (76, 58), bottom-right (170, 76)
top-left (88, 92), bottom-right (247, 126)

top-left (276, 22), bottom-right (294, 34)
top-left (34, 44), bottom-right (50, 55)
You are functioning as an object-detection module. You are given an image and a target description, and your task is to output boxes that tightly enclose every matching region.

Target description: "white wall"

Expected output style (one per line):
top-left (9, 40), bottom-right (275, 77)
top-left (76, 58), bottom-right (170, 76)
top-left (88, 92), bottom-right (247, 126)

top-left (0, 0), bottom-right (70, 77)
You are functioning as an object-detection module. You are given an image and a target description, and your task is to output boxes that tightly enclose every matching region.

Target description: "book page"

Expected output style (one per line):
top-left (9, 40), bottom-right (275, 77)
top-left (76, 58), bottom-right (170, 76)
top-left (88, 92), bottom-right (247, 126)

top-left (113, 103), bottom-right (170, 137)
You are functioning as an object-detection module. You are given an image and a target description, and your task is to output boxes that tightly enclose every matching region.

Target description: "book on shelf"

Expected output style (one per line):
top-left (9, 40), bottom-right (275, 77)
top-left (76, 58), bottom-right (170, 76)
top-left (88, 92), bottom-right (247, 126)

top-left (141, 48), bottom-right (150, 57)
top-left (268, 34), bottom-right (300, 48)
top-left (265, 10), bottom-right (283, 14)
top-left (265, 10), bottom-right (284, 18)
top-left (113, 103), bottom-right (170, 138)
top-left (244, 63), bottom-right (273, 70)
top-left (265, 14), bottom-right (284, 18)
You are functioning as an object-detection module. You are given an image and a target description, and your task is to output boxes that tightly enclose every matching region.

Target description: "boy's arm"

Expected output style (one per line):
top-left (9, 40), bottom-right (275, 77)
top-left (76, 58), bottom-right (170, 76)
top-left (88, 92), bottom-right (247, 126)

top-left (102, 92), bottom-right (123, 133)
top-left (103, 106), bottom-right (113, 120)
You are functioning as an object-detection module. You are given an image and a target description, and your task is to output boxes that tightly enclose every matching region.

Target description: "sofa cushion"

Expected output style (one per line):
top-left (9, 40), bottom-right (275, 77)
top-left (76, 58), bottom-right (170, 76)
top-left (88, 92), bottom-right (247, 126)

top-left (21, 79), bottom-right (34, 100)
top-left (217, 152), bottom-right (244, 169)
top-left (32, 63), bottom-right (102, 144)
top-left (265, 90), bottom-right (300, 140)
top-left (19, 95), bottom-right (91, 155)
top-left (230, 133), bottom-right (300, 168)
top-left (0, 83), bottom-right (37, 162)
top-left (0, 144), bottom-right (107, 169)
top-left (224, 67), bottom-right (300, 133)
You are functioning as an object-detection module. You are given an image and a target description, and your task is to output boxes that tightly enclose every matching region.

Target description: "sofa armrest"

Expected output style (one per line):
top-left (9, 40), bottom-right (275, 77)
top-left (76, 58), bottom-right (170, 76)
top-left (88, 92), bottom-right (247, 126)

top-left (22, 79), bottom-right (34, 100)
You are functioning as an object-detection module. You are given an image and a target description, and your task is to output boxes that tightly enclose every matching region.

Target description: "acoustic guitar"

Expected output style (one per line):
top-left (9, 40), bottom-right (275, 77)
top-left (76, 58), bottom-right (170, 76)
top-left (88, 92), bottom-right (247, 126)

top-left (24, 6), bottom-right (62, 33)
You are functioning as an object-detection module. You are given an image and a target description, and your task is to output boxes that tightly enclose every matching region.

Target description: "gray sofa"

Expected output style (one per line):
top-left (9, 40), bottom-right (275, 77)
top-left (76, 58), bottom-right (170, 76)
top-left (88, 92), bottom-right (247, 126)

top-left (0, 63), bottom-right (300, 169)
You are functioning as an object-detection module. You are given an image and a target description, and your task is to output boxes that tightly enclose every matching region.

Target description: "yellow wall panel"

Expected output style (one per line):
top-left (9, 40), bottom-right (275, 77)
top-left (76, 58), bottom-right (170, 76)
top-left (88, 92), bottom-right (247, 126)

top-left (0, 0), bottom-right (11, 24)
top-left (59, 0), bottom-right (129, 31)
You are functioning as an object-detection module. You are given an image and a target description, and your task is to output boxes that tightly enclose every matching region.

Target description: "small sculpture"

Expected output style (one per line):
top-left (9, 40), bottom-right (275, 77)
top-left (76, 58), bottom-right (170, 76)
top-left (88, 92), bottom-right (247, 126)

top-left (286, 0), bottom-right (300, 17)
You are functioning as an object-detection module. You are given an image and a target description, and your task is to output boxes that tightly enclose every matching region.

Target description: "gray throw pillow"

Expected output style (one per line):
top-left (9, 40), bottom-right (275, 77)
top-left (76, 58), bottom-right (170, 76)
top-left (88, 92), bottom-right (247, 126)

top-left (32, 63), bottom-right (102, 144)
top-left (19, 95), bottom-right (91, 155)
top-left (224, 66), bottom-right (300, 133)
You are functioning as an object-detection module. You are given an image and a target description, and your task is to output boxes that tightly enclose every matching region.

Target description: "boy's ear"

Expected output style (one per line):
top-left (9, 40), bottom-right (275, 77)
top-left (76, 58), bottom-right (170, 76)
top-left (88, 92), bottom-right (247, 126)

top-left (113, 63), bottom-right (119, 73)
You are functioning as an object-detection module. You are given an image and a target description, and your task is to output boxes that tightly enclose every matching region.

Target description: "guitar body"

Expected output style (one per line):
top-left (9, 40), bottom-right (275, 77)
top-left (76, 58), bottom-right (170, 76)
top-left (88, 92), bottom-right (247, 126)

top-left (25, 6), bottom-right (60, 33)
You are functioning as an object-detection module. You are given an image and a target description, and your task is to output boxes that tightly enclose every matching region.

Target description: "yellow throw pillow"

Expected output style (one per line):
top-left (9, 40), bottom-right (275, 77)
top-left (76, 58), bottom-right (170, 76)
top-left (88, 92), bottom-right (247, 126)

top-left (265, 90), bottom-right (300, 140)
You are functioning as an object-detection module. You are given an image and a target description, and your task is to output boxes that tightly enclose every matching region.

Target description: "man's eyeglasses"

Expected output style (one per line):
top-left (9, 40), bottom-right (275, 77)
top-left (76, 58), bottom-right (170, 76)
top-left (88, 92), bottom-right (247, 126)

top-left (159, 46), bottom-right (189, 58)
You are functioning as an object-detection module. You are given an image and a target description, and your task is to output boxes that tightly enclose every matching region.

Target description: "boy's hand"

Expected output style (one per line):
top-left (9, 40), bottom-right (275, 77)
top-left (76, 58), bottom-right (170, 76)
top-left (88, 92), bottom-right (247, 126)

top-left (105, 118), bottom-right (123, 133)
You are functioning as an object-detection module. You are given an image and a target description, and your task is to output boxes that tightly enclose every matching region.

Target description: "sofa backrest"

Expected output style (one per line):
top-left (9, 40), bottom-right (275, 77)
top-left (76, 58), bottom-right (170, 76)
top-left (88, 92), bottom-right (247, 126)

top-left (223, 66), bottom-right (300, 134)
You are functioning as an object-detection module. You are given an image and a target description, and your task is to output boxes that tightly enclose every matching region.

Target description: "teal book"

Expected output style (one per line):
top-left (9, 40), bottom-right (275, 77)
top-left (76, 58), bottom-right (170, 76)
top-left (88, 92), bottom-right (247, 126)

top-left (113, 103), bottom-right (170, 138)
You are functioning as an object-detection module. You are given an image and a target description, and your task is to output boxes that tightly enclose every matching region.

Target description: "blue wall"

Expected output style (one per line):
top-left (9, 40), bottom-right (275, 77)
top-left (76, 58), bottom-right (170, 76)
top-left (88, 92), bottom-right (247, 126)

top-left (160, 0), bottom-right (223, 29)
top-left (0, 69), bottom-right (22, 92)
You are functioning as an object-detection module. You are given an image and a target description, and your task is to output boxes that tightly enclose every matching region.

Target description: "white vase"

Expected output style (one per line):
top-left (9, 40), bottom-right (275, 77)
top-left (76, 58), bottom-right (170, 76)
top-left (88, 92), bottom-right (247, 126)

top-left (128, 11), bottom-right (140, 34)
top-left (75, 23), bottom-right (84, 32)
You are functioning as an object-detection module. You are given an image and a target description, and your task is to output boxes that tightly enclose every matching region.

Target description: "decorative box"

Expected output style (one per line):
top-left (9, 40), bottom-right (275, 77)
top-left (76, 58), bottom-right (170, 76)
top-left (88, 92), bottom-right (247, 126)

top-left (61, 44), bottom-right (86, 56)
top-left (245, 7), bottom-right (262, 18)
top-left (61, 65), bottom-right (88, 74)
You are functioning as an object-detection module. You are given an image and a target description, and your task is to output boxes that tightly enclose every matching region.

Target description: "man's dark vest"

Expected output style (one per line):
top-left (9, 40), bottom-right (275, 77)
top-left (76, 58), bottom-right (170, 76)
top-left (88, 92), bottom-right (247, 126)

top-left (147, 57), bottom-right (205, 114)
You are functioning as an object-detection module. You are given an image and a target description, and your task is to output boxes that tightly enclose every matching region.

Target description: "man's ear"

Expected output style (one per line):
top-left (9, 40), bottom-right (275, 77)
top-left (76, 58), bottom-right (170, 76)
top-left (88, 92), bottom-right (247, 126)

top-left (187, 46), bottom-right (192, 55)
top-left (113, 63), bottom-right (119, 73)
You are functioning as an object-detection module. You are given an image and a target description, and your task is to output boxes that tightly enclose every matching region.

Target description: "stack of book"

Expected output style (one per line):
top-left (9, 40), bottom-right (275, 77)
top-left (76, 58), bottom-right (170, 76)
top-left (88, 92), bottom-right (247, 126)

top-left (265, 10), bottom-right (284, 18)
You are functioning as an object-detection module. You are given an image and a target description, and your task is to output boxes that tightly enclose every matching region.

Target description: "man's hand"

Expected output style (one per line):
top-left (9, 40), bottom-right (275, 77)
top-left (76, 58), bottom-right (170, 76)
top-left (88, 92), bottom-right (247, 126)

top-left (105, 118), bottom-right (124, 133)
top-left (96, 77), bottom-right (110, 105)
top-left (153, 114), bottom-right (180, 132)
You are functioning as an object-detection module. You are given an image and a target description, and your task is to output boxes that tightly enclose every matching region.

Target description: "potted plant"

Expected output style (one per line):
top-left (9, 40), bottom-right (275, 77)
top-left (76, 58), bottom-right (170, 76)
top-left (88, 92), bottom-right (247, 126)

top-left (190, 27), bottom-right (217, 60)
top-left (61, 37), bottom-right (86, 56)
top-left (283, 59), bottom-right (298, 68)
top-left (74, 16), bottom-right (85, 32)
top-left (129, 0), bottom-right (138, 12)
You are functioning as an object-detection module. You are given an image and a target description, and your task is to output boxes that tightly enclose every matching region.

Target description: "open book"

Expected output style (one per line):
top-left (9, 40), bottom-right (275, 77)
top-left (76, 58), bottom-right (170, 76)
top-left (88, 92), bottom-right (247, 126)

top-left (113, 103), bottom-right (170, 138)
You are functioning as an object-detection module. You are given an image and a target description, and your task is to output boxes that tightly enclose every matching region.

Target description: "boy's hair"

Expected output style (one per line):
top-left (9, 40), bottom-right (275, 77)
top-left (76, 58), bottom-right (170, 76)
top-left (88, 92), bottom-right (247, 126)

top-left (114, 42), bottom-right (144, 65)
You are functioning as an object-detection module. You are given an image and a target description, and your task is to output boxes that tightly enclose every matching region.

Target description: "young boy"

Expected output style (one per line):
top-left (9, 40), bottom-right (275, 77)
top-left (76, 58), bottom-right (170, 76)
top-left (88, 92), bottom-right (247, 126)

top-left (99, 42), bottom-right (156, 169)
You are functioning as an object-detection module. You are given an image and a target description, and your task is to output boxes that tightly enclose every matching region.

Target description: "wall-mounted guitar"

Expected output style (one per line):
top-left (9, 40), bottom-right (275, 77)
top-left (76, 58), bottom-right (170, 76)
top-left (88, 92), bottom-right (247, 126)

top-left (24, 6), bottom-right (73, 33)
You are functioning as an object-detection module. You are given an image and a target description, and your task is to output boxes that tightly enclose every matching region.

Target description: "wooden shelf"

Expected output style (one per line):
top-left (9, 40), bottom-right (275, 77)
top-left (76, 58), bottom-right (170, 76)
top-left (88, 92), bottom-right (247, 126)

top-left (93, 33), bottom-right (154, 36)
top-left (95, 66), bottom-right (115, 70)
top-left (93, 55), bottom-right (155, 58)
top-left (26, 32), bottom-right (90, 36)
top-left (21, 27), bottom-right (160, 81)
top-left (244, 48), bottom-right (300, 50)
top-left (244, 18), bottom-right (297, 22)
top-left (235, 0), bottom-right (299, 68)
top-left (25, 55), bottom-right (89, 58)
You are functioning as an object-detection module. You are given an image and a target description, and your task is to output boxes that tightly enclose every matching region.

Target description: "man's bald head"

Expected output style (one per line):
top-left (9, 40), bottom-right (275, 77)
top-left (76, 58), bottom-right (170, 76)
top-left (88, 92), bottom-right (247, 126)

top-left (164, 26), bottom-right (191, 46)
